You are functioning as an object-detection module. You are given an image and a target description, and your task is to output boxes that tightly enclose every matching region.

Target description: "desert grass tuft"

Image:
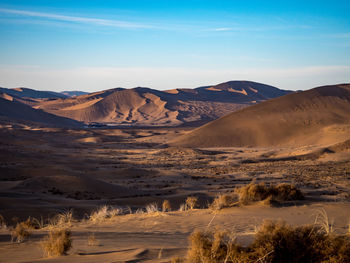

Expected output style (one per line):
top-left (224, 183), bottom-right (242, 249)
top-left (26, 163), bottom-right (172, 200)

top-left (89, 205), bottom-right (122, 223)
top-left (145, 203), bottom-right (159, 213)
top-left (209, 193), bottom-right (237, 210)
top-left (313, 208), bottom-right (334, 235)
top-left (162, 200), bottom-right (171, 212)
top-left (186, 196), bottom-right (198, 210)
top-left (40, 229), bottom-right (72, 257)
top-left (48, 210), bottom-right (74, 229)
top-left (87, 233), bottom-right (99, 246)
top-left (10, 218), bottom-right (35, 243)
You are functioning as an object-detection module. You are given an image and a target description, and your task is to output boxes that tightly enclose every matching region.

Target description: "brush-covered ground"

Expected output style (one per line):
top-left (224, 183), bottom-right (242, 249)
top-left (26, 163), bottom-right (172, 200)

top-left (0, 119), bottom-right (349, 262)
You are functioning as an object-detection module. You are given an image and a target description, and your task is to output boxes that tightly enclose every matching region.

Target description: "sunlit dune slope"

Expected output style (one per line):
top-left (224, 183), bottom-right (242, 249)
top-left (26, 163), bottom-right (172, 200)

top-left (171, 84), bottom-right (350, 147)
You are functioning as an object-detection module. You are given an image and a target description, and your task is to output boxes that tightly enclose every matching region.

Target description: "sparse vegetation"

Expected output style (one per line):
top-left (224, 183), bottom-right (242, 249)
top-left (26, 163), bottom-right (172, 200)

top-left (49, 210), bottom-right (74, 229)
top-left (87, 233), bottom-right (99, 246)
top-left (209, 193), bottom-right (237, 210)
top-left (186, 196), bottom-right (198, 210)
top-left (235, 182), bottom-right (304, 206)
top-left (180, 220), bottom-right (350, 263)
top-left (40, 229), bottom-right (72, 257)
top-left (89, 205), bottom-right (122, 223)
top-left (10, 218), bottom-right (35, 243)
top-left (145, 203), bottom-right (159, 213)
top-left (162, 200), bottom-right (171, 212)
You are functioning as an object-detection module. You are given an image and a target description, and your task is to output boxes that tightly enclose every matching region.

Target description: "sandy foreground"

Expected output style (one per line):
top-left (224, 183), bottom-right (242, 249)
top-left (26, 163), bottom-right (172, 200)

top-left (0, 121), bottom-right (349, 262)
top-left (1, 202), bottom-right (350, 263)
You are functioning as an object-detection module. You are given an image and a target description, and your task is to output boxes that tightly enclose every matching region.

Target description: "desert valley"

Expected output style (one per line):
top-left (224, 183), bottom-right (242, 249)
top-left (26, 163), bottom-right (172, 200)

top-left (0, 81), bottom-right (349, 262)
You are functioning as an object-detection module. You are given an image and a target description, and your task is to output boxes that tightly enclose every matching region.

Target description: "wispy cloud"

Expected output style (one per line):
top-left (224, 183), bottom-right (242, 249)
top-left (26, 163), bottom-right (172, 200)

top-left (213, 27), bottom-right (232, 32)
top-left (0, 8), bottom-right (154, 29)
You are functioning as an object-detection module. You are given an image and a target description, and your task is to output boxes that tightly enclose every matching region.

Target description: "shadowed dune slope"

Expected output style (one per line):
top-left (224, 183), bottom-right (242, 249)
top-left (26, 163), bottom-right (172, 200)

top-left (0, 97), bottom-right (82, 127)
top-left (171, 84), bottom-right (350, 147)
top-left (32, 81), bottom-right (291, 125)
top-left (0, 87), bottom-right (67, 99)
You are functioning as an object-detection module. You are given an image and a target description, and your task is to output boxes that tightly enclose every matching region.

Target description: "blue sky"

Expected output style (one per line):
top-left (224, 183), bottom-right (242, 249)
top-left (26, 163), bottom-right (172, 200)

top-left (0, 0), bottom-right (349, 91)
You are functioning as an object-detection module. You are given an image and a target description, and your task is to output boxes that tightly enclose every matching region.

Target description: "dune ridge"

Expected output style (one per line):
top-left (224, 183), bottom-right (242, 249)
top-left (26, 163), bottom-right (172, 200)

top-left (24, 81), bottom-right (290, 126)
top-left (171, 84), bottom-right (350, 147)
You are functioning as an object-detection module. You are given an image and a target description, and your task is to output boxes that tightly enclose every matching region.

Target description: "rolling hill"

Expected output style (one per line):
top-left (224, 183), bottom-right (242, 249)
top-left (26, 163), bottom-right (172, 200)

top-left (171, 84), bottom-right (350, 147)
top-left (26, 81), bottom-right (291, 126)
top-left (0, 87), bottom-right (67, 99)
top-left (0, 96), bottom-right (82, 127)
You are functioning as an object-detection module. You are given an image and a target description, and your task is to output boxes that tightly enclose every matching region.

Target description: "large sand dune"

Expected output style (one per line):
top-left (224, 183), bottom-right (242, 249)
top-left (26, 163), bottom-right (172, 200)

top-left (15, 81), bottom-right (290, 126)
top-left (171, 84), bottom-right (350, 147)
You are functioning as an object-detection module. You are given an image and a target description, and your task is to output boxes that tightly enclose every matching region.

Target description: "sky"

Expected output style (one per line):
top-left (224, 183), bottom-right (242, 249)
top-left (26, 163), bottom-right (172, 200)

top-left (0, 0), bottom-right (349, 92)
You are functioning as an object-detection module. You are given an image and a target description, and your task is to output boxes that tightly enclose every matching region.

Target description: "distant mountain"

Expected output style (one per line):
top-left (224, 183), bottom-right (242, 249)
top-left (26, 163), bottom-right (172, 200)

top-left (0, 87), bottom-right (67, 99)
top-left (0, 95), bottom-right (82, 127)
top-left (171, 84), bottom-right (350, 147)
top-left (61, 91), bottom-right (89, 97)
top-left (29, 81), bottom-right (291, 126)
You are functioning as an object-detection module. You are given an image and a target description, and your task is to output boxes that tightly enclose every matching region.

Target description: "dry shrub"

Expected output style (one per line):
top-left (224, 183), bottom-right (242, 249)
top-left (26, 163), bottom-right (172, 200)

top-left (236, 183), bottom-right (304, 206)
top-left (145, 203), bottom-right (159, 213)
top-left (89, 205), bottom-right (122, 223)
top-left (40, 229), bottom-right (72, 257)
top-left (49, 210), bottom-right (74, 228)
top-left (186, 196), bottom-right (198, 210)
top-left (210, 194), bottom-right (237, 210)
top-left (11, 218), bottom-right (35, 243)
top-left (178, 203), bottom-right (187, 212)
top-left (182, 220), bottom-right (350, 263)
top-left (162, 200), bottom-right (171, 212)
top-left (87, 233), bottom-right (99, 246)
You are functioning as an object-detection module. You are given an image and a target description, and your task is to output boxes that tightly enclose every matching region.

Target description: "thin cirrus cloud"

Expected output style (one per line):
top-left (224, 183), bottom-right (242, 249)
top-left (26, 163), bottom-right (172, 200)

top-left (0, 8), bottom-right (154, 29)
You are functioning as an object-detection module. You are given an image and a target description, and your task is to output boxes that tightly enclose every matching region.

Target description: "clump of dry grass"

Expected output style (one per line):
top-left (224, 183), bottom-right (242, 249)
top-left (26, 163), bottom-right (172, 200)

top-left (89, 205), bottom-right (122, 223)
top-left (209, 193), bottom-right (237, 210)
top-left (178, 203), bottom-right (187, 212)
top-left (49, 210), bottom-right (74, 229)
top-left (236, 182), bottom-right (304, 206)
top-left (40, 229), bottom-right (72, 257)
top-left (186, 196), bottom-right (198, 210)
top-left (162, 200), bottom-right (171, 212)
top-left (87, 233), bottom-right (99, 246)
top-left (145, 203), bottom-right (159, 213)
top-left (11, 218), bottom-right (35, 243)
top-left (180, 220), bottom-right (350, 263)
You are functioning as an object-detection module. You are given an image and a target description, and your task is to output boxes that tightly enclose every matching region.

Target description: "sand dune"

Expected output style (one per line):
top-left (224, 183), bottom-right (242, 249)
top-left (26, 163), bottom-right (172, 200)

top-left (0, 87), bottom-right (67, 99)
top-left (0, 97), bottom-right (82, 127)
top-left (22, 81), bottom-right (290, 126)
top-left (172, 84), bottom-right (350, 147)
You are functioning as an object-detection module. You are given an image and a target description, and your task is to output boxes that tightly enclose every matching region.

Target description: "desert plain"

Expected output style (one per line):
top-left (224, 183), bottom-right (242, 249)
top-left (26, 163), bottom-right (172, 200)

top-left (0, 83), bottom-right (350, 262)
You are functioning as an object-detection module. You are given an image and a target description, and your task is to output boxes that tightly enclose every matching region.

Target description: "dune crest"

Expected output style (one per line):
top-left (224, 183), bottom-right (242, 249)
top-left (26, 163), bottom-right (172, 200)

top-left (171, 84), bottom-right (350, 147)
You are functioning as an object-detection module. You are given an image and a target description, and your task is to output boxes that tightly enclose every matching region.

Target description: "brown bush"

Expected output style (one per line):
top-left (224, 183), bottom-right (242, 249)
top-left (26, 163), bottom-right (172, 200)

top-left (182, 220), bottom-right (350, 263)
top-left (209, 194), bottom-right (237, 210)
top-left (40, 229), bottom-right (72, 257)
top-left (162, 200), bottom-right (171, 212)
top-left (11, 218), bottom-right (35, 243)
top-left (235, 183), bottom-right (304, 206)
top-left (186, 196), bottom-right (198, 210)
